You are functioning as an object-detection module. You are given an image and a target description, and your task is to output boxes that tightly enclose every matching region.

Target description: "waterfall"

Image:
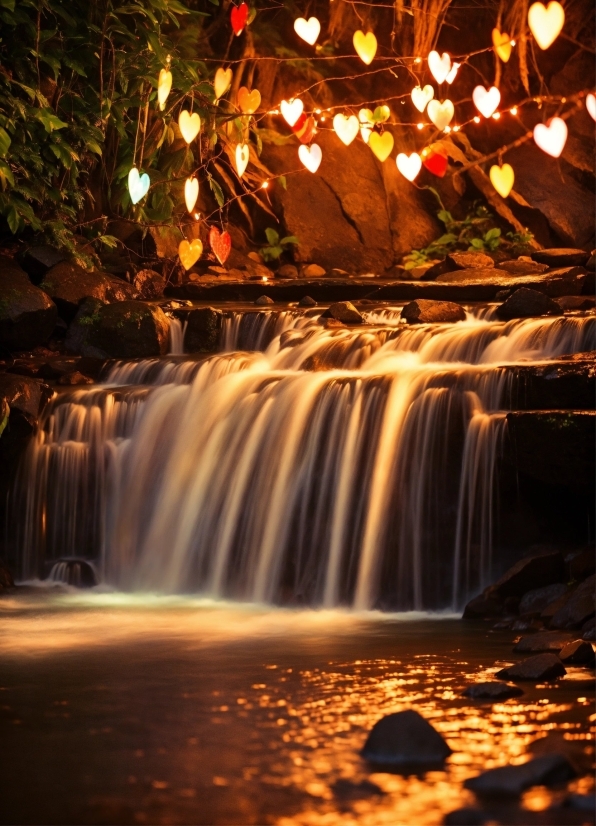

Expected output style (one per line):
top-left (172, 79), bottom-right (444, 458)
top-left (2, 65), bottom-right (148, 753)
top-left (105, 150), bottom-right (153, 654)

top-left (7, 309), bottom-right (594, 610)
top-left (168, 316), bottom-right (186, 355)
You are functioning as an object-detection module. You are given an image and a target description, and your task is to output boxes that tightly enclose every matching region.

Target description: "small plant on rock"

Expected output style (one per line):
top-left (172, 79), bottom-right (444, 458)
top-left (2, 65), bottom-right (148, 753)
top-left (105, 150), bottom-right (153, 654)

top-left (259, 227), bottom-right (299, 263)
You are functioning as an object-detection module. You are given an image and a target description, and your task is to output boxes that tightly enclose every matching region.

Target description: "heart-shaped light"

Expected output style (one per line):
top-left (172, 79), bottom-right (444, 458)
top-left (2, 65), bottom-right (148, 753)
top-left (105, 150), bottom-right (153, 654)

top-left (184, 177), bottom-right (199, 214)
top-left (428, 51), bottom-right (451, 84)
top-left (360, 126), bottom-right (372, 144)
top-left (372, 105), bottom-right (390, 123)
top-left (492, 29), bottom-right (512, 62)
top-left (157, 68), bottom-right (172, 111)
top-left (411, 85), bottom-right (434, 113)
top-left (489, 164), bottom-right (515, 198)
top-left (179, 110), bottom-right (201, 144)
top-left (298, 143), bottom-right (322, 173)
top-left (294, 16), bottom-right (320, 45)
top-left (359, 108), bottom-right (374, 124)
top-left (533, 117), bottom-right (567, 157)
top-left (238, 87), bottom-right (261, 115)
top-left (353, 31), bottom-right (377, 65)
top-left (427, 99), bottom-right (454, 130)
top-left (179, 239), bottom-right (203, 270)
top-left (209, 226), bottom-right (232, 265)
top-left (230, 2), bottom-right (248, 36)
top-left (445, 62), bottom-right (460, 85)
top-left (214, 67), bottom-right (233, 100)
top-left (333, 113), bottom-right (359, 145)
top-left (281, 99), bottom-right (303, 127)
top-left (128, 167), bottom-right (150, 205)
top-left (528, 1), bottom-right (565, 49)
top-left (293, 115), bottom-right (316, 144)
top-left (586, 93), bottom-right (596, 121)
top-left (421, 145), bottom-right (448, 177)
top-left (235, 143), bottom-right (250, 176)
top-left (396, 152), bottom-right (422, 182)
top-left (473, 85), bottom-right (501, 118)
top-left (368, 131), bottom-right (394, 162)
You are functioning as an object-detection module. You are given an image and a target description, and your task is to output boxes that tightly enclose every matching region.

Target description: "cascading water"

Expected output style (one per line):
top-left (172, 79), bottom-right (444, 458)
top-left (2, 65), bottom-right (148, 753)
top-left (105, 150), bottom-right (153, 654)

top-left (7, 307), bottom-right (594, 610)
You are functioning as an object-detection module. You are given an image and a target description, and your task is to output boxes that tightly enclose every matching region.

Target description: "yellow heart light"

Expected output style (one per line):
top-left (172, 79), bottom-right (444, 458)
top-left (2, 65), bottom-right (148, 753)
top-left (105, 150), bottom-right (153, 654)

top-left (238, 87), bottom-right (261, 115)
top-left (489, 164), bottom-right (514, 198)
top-left (353, 31), bottom-right (377, 65)
top-left (368, 132), bottom-right (394, 162)
top-left (473, 86), bottom-right (501, 118)
top-left (157, 68), bottom-right (172, 111)
top-left (528, 1), bottom-right (565, 49)
top-left (333, 113), bottom-right (359, 146)
top-left (184, 177), bottom-right (199, 214)
top-left (178, 239), bottom-right (203, 270)
top-left (427, 99), bottom-right (454, 130)
top-left (492, 29), bottom-right (512, 62)
top-left (235, 143), bottom-right (250, 176)
top-left (396, 152), bottom-right (422, 182)
top-left (280, 99), bottom-right (303, 127)
top-left (294, 17), bottom-right (320, 46)
top-left (411, 85), bottom-right (434, 113)
top-left (587, 93), bottom-right (596, 122)
top-left (533, 117), bottom-right (567, 157)
top-left (428, 51), bottom-right (451, 84)
top-left (178, 110), bottom-right (201, 144)
top-left (214, 67), bottom-right (233, 100)
top-left (298, 143), bottom-right (322, 173)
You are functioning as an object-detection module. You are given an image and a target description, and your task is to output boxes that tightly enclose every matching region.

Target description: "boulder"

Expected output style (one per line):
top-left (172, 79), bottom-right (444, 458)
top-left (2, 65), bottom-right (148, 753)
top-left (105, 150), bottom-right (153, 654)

top-left (298, 296), bottom-right (317, 307)
top-left (57, 371), bottom-right (94, 386)
top-left (462, 682), bottom-right (524, 700)
top-left (464, 754), bottom-right (576, 796)
top-left (40, 262), bottom-right (136, 321)
top-left (0, 559), bottom-right (15, 590)
top-left (401, 299), bottom-right (466, 324)
top-left (558, 640), bottom-right (595, 665)
top-left (0, 268), bottom-right (58, 350)
top-left (555, 295), bottom-right (595, 311)
top-left (276, 264), bottom-right (299, 279)
top-left (17, 244), bottom-right (67, 284)
top-left (497, 259), bottom-right (549, 275)
top-left (0, 373), bottom-right (52, 467)
top-left (66, 300), bottom-right (169, 359)
top-left (581, 618), bottom-right (595, 641)
top-left (551, 575), bottom-right (595, 629)
top-left (463, 591), bottom-right (504, 618)
top-left (255, 295), bottom-right (274, 306)
top-left (445, 252), bottom-right (494, 270)
top-left (361, 709), bottom-right (451, 766)
top-left (132, 269), bottom-right (166, 300)
top-left (181, 308), bottom-right (223, 354)
top-left (519, 584), bottom-right (569, 617)
top-left (513, 631), bottom-right (572, 653)
top-left (485, 551), bottom-right (566, 600)
top-left (568, 547), bottom-right (596, 580)
top-left (531, 249), bottom-right (590, 268)
top-left (496, 287), bottom-right (562, 320)
top-left (496, 653), bottom-right (566, 681)
top-left (48, 557), bottom-right (98, 588)
top-left (321, 301), bottom-right (364, 324)
top-left (301, 264), bottom-right (326, 278)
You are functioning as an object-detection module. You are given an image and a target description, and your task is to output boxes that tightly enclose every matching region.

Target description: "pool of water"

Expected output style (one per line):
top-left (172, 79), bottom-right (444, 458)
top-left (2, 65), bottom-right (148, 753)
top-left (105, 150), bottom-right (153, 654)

top-left (0, 591), bottom-right (594, 825)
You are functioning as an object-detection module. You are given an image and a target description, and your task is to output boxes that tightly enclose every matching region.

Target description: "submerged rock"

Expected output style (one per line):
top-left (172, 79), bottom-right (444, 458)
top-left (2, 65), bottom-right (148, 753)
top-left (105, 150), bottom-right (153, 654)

top-left (556, 295), bottom-right (595, 311)
top-left (48, 558), bottom-right (97, 588)
top-left (321, 301), bottom-right (364, 324)
top-left (40, 261), bottom-right (136, 321)
top-left (558, 639), bottom-right (595, 665)
top-left (513, 631), bottom-right (572, 653)
top-left (0, 267), bottom-right (58, 351)
top-left (497, 259), bottom-right (549, 275)
top-left (464, 754), bottom-right (576, 796)
top-left (496, 287), bottom-right (562, 320)
top-left (401, 299), bottom-right (466, 324)
top-left (462, 681), bottom-right (524, 700)
top-left (531, 248), bottom-right (590, 268)
top-left (57, 371), bottom-right (94, 386)
top-left (361, 709), bottom-right (451, 766)
top-left (496, 653), bottom-right (566, 681)
top-left (331, 778), bottom-right (385, 800)
top-left (183, 307), bottom-right (223, 354)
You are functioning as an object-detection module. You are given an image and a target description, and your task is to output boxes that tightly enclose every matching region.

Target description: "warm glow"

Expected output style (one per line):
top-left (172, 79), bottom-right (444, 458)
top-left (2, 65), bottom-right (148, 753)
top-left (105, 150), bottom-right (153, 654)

top-left (298, 143), bottom-right (322, 172)
top-left (184, 177), bottom-right (199, 214)
top-left (528, 1), bottom-right (565, 49)
top-left (214, 67), bottom-right (233, 100)
top-left (333, 113), bottom-right (359, 145)
top-left (427, 99), bottom-right (454, 130)
top-left (492, 112), bottom-right (501, 119)
top-left (396, 152), bottom-right (422, 181)
top-left (428, 51), bottom-right (452, 84)
top-left (238, 87), bottom-right (261, 115)
top-left (533, 116), bottom-right (568, 156)
top-left (353, 30), bottom-right (377, 64)
top-left (510, 107), bottom-right (518, 115)
top-left (489, 163), bottom-right (515, 197)
top-left (586, 93), bottom-right (596, 121)
top-left (473, 85), bottom-right (501, 118)
top-left (178, 110), bottom-right (201, 144)
top-left (473, 116), bottom-right (480, 123)
top-left (294, 17), bottom-right (320, 45)
top-left (445, 62), bottom-right (460, 84)
top-left (261, 180), bottom-right (269, 189)
top-left (368, 131), bottom-right (394, 162)
top-left (178, 238), bottom-right (203, 270)
top-left (281, 98), bottom-right (303, 127)
top-left (157, 68), bottom-right (172, 111)
top-left (492, 28), bottom-right (512, 62)
top-left (127, 167), bottom-right (149, 204)
top-left (235, 143), bottom-right (250, 176)
top-left (411, 85), bottom-right (434, 113)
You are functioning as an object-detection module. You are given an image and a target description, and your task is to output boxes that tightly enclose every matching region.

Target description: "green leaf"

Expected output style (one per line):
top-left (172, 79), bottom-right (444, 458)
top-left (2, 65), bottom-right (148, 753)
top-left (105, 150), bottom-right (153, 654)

top-left (209, 177), bottom-right (224, 208)
top-left (437, 210), bottom-right (453, 226)
top-left (0, 161), bottom-right (15, 188)
top-left (0, 127), bottom-right (11, 157)
top-left (6, 204), bottom-right (21, 233)
top-left (264, 227), bottom-right (279, 246)
top-left (278, 175), bottom-right (287, 190)
top-left (280, 235), bottom-right (299, 246)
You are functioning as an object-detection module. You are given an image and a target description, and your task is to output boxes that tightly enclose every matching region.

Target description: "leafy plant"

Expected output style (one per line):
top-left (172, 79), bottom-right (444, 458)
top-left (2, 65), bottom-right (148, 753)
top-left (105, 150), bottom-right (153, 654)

top-left (259, 227), bottom-right (299, 262)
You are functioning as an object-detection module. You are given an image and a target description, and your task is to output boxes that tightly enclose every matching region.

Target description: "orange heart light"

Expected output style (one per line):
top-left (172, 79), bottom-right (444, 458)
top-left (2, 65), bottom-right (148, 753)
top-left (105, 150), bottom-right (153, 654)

top-left (294, 17), bottom-right (320, 45)
top-left (368, 131), bottom-right (394, 162)
top-left (353, 31), bottom-right (377, 65)
top-left (528, 1), bottom-right (565, 49)
top-left (396, 152), bottom-right (422, 182)
top-left (209, 226), bottom-right (232, 266)
top-left (587, 93), bottom-right (596, 121)
top-left (428, 51), bottom-right (451, 84)
top-left (214, 67), bottom-right (233, 100)
top-left (157, 68), bottom-right (172, 111)
top-left (333, 113), bottom-right (359, 146)
top-left (235, 143), bottom-right (250, 176)
top-left (281, 99), bottom-right (303, 127)
top-left (492, 29), bottom-right (512, 62)
top-left (411, 85), bottom-right (434, 113)
top-left (293, 114), bottom-right (316, 144)
top-left (298, 143), bottom-right (322, 173)
top-left (179, 239), bottom-right (203, 270)
top-left (533, 117), bottom-right (567, 157)
top-left (427, 99), bottom-right (454, 130)
top-left (473, 86), bottom-right (501, 118)
top-left (179, 110), bottom-right (201, 144)
top-left (238, 87), bottom-right (261, 115)
top-left (489, 164), bottom-right (515, 198)
top-left (184, 177), bottom-right (199, 214)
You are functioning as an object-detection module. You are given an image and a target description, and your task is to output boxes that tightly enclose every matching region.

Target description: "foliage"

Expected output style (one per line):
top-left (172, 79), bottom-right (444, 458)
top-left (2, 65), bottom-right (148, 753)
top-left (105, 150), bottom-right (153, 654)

top-left (259, 227), bottom-right (299, 262)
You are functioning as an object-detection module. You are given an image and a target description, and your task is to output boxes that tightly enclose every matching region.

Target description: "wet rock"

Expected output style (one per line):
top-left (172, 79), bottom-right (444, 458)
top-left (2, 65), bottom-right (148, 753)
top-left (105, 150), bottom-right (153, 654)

top-left (495, 289), bottom-right (511, 300)
top-left (298, 296), bottom-right (317, 307)
top-left (496, 653), bottom-right (566, 681)
top-left (558, 639), bottom-right (595, 665)
top-left (446, 252), bottom-right (494, 271)
top-left (487, 551), bottom-right (566, 600)
top-left (463, 592), bottom-right (504, 618)
top-left (0, 373), bottom-right (53, 467)
top-left (401, 299), bottom-right (466, 324)
top-left (531, 248), bottom-right (590, 268)
top-left (505, 359), bottom-right (596, 413)
top-left (132, 269), bottom-right (166, 300)
top-left (301, 263), bottom-right (326, 278)
top-left (556, 295), bottom-right (595, 311)
top-left (255, 295), bottom-right (274, 306)
top-left (276, 264), bottom-right (299, 279)
top-left (40, 262), bottom-right (136, 321)
top-left (411, 262), bottom-right (442, 280)
top-left (435, 267), bottom-right (499, 284)
top-left (551, 575), bottom-right (595, 629)
top-left (331, 778), bottom-right (385, 800)
top-left (581, 618), bottom-right (595, 641)
top-left (57, 371), bottom-right (94, 386)
top-left (182, 307), bottom-right (223, 354)
top-left (67, 300), bottom-right (169, 359)
top-left (321, 318), bottom-right (346, 329)
top-left (513, 631), bottom-right (572, 653)
top-left (0, 268), bottom-right (58, 350)
top-left (17, 244), bottom-right (66, 284)
top-left (0, 559), bottom-right (15, 590)
top-left (511, 618), bottom-right (544, 632)
top-left (322, 301), bottom-right (364, 324)
top-left (464, 754), bottom-right (576, 796)
top-left (567, 547), bottom-right (596, 580)
top-left (444, 808), bottom-right (488, 825)
top-left (361, 709), bottom-right (451, 766)
top-left (497, 259), bottom-right (549, 275)
top-left (496, 287), bottom-right (562, 320)
top-left (565, 793), bottom-right (596, 812)
top-left (463, 681), bottom-right (524, 700)
top-left (519, 584), bottom-right (568, 617)
top-left (48, 557), bottom-right (98, 588)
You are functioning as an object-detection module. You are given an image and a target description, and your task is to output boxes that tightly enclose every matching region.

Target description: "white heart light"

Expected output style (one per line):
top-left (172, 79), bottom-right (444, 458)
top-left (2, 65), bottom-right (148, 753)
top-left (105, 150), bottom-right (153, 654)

top-left (586, 93), bottom-right (596, 121)
top-left (298, 143), bottom-right (322, 173)
top-left (294, 17), bottom-right (320, 45)
top-left (281, 99), bottom-right (303, 127)
top-left (360, 126), bottom-right (372, 144)
top-left (184, 177), bottom-right (199, 214)
top-left (396, 152), bottom-right (422, 182)
top-left (428, 51), bottom-right (451, 85)
top-left (157, 69), bottom-right (172, 111)
top-left (427, 99), bottom-right (454, 130)
top-left (411, 85), bottom-right (434, 113)
top-left (128, 167), bottom-right (150, 205)
top-left (333, 113), bottom-right (359, 146)
top-left (528, 1), bottom-right (565, 50)
top-left (179, 110), bottom-right (201, 144)
top-left (473, 86), bottom-right (501, 118)
top-left (533, 117), bottom-right (567, 157)
top-left (235, 143), bottom-right (250, 176)
top-left (214, 67), bottom-right (233, 100)
top-left (445, 62), bottom-right (460, 85)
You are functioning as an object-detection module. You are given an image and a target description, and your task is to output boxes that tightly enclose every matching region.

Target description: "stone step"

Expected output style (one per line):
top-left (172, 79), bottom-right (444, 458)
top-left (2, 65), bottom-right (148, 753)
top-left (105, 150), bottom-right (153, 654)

top-left (503, 355), bottom-right (595, 411)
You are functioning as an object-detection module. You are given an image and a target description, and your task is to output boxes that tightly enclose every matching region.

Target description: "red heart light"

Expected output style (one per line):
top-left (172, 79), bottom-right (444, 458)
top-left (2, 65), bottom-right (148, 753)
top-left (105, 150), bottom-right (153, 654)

top-left (292, 114), bottom-right (316, 145)
top-left (422, 145), bottom-right (448, 178)
top-left (231, 2), bottom-right (248, 35)
top-left (209, 226), bottom-right (232, 266)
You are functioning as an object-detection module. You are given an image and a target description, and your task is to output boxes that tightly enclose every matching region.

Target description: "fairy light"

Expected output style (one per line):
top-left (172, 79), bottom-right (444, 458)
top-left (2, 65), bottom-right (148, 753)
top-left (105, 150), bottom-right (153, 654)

top-left (414, 57), bottom-right (422, 64)
top-left (194, 212), bottom-right (201, 220)
top-left (261, 180), bottom-right (269, 189)
top-left (417, 123), bottom-right (424, 129)
top-left (511, 39), bottom-right (516, 46)
top-left (444, 125), bottom-right (451, 133)
top-left (452, 125), bottom-right (460, 131)
top-left (510, 107), bottom-right (518, 115)
top-left (262, 276), bottom-right (268, 282)
top-left (314, 108), bottom-right (322, 114)
top-left (473, 116), bottom-right (480, 123)
top-left (492, 112), bottom-right (501, 119)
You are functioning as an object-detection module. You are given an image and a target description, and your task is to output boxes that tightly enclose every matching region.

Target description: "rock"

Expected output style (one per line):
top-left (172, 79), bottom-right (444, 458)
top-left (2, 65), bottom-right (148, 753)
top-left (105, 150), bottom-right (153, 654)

top-left (446, 252), bottom-right (494, 271)
top-left (182, 308), bottom-right (222, 354)
top-left (401, 299), bottom-right (466, 324)
top-left (0, 374), bottom-right (52, 467)
top-left (565, 793), bottom-right (596, 812)
top-left (17, 244), bottom-right (67, 284)
top-left (361, 709), bottom-right (451, 766)
top-left (558, 639), bottom-right (595, 665)
top-left (321, 318), bottom-right (346, 329)
top-left (132, 269), bottom-right (166, 299)
top-left (531, 248), bottom-right (590, 268)
top-left (148, 225), bottom-right (184, 259)
top-left (0, 559), bottom-right (15, 590)
top-left (48, 557), bottom-right (98, 587)
top-left (0, 268), bottom-right (58, 350)
top-left (513, 631), bottom-right (572, 653)
top-left (519, 584), bottom-right (568, 616)
top-left (443, 808), bottom-right (488, 825)
top-left (57, 371), bottom-right (94, 386)
top-left (496, 287), bottom-right (562, 320)
top-left (301, 263), bottom-right (326, 278)
top-left (497, 259), bottom-right (549, 275)
top-left (298, 296), bottom-right (317, 307)
top-left (464, 754), bottom-right (576, 796)
top-left (587, 253), bottom-right (596, 272)
top-left (555, 295), bottom-right (595, 311)
top-left (40, 262), bottom-right (136, 321)
top-left (568, 547), bottom-right (596, 580)
top-left (255, 295), bottom-right (274, 306)
top-left (463, 592), bottom-right (504, 618)
top-left (486, 551), bottom-right (566, 600)
top-left (462, 681), bottom-right (524, 700)
top-left (276, 264), bottom-right (299, 279)
top-left (66, 300), bottom-right (169, 359)
top-left (496, 653), bottom-right (566, 681)
top-left (331, 779), bottom-right (385, 800)
top-left (511, 618), bottom-right (544, 632)
top-left (551, 575), bottom-right (595, 629)
top-left (581, 618), bottom-right (595, 641)
top-left (321, 301), bottom-right (364, 324)
top-left (411, 263), bottom-right (439, 279)
top-left (495, 289), bottom-right (511, 300)
top-left (435, 267), bottom-right (499, 284)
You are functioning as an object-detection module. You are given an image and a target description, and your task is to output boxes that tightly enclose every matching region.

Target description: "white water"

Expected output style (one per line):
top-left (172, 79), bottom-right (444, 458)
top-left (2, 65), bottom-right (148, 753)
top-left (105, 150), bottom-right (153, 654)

top-left (9, 308), bottom-right (594, 610)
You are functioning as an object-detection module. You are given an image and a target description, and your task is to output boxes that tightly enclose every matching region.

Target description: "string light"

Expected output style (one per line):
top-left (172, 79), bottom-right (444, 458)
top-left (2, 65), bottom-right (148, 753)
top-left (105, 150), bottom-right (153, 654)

top-left (417, 123), bottom-right (424, 129)
top-left (261, 180), bottom-right (269, 189)
top-left (510, 107), bottom-right (518, 115)
top-left (473, 116), bottom-right (481, 123)
top-left (492, 112), bottom-right (501, 120)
